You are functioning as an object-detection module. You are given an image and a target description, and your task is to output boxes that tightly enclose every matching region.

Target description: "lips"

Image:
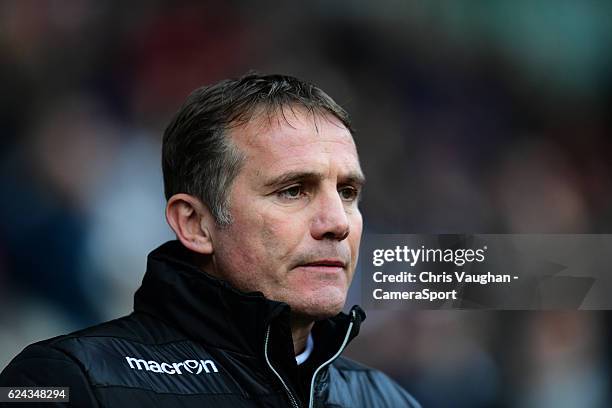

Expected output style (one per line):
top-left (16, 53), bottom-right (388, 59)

top-left (300, 259), bottom-right (346, 268)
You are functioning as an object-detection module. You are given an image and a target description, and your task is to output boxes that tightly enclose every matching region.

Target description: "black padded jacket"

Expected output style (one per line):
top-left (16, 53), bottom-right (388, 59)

top-left (0, 241), bottom-right (420, 407)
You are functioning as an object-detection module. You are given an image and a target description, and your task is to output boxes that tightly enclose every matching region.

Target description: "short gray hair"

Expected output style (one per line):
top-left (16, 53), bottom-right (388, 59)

top-left (162, 72), bottom-right (353, 226)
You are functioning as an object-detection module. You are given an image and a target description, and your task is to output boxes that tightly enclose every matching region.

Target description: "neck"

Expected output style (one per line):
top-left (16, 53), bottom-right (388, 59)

top-left (291, 314), bottom-right (315, 356)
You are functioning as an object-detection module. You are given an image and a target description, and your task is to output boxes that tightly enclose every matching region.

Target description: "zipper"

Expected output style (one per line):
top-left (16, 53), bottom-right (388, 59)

top-left (307, 309), bottom-right (356, 408)
top-left (264, 325), bottom-right (301, 408)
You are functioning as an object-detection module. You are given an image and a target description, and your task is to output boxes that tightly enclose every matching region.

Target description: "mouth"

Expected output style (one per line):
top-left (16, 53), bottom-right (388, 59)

top-left (298, 259), bottom-right (346, 271)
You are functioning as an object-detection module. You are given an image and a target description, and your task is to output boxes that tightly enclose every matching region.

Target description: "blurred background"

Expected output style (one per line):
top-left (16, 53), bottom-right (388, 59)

top-left (1, 1), bottom-right (611, 407)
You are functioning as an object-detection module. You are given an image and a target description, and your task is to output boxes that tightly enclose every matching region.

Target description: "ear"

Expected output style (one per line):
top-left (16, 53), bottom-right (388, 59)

top-left (165, 193), bottom-right (214, 254)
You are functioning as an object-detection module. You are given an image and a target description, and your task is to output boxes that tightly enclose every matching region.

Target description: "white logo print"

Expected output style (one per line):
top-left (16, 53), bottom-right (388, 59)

top-left (125, 356), bottom-right (219, 375)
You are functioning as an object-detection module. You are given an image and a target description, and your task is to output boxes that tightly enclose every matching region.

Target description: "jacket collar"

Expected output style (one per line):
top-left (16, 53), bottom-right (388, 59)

top-left (133, 240), bottom-right (365, 360)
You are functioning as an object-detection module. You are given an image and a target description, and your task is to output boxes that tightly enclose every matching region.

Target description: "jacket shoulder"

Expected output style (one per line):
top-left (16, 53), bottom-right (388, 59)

top-left (2, 312), bottom-right (235, 402)
top-left (327, 356), bottom-right (421, 408)
top-left (0, 312), bottom-right (184, 386)
top-left (51, 311), bottom-right (184, 345)
top-left (0, 340), bottom-right (100, 406)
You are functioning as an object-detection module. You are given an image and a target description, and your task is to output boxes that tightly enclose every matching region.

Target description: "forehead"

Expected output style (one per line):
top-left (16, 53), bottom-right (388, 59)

top-left (229, 107), bottom-right (361, 176)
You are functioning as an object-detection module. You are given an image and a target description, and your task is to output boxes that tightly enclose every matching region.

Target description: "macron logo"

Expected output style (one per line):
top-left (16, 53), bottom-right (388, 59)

top-left (125, 356), bottom-right (219, 375)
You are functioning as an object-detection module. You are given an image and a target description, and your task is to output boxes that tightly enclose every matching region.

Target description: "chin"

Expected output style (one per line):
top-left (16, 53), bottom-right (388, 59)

top-left (291, 288), bottom-right (347, 320)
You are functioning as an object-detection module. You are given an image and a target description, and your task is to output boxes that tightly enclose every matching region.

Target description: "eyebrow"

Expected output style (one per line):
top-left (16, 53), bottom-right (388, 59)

top-left (263, 170), bottom-right (366, 188)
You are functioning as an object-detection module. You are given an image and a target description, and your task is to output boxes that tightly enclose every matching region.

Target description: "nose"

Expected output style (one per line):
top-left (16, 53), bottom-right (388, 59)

top-left (310, 188), bottom-right (350, 241)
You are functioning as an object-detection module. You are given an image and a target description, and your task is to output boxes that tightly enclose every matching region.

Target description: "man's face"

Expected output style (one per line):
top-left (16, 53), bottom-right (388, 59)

top-left (208, 107), bottom-right (364, 320)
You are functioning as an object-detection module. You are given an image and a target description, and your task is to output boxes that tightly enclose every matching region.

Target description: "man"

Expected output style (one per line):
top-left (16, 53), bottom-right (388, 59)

top-left (1, 73), bottom-right (420, 407)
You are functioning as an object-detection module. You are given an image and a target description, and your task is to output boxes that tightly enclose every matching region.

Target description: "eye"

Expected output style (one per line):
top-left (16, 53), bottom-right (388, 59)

top-left (278, 185), bottom-right (303, 200)
top-left (339, 186), bottom-right (359, 202)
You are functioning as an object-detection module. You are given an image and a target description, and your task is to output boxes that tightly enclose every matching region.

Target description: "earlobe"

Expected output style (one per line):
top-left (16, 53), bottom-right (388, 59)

top-left (165, 194), bottom-right (214, 255)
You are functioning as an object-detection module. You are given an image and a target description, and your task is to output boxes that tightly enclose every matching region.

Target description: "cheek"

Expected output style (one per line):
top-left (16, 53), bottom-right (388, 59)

top-left (349, 212), bottom-right (363, 252)
top-left (213, 207), bottom-right (267, 276)
top-left (260, 212), bottom-right (304, 265)
top-left (214, 231), bottom-right (257, 277)
top-left (218, 203), bottom-right (303, 277)
top-left (347, 212), bottom-right (363, 278)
